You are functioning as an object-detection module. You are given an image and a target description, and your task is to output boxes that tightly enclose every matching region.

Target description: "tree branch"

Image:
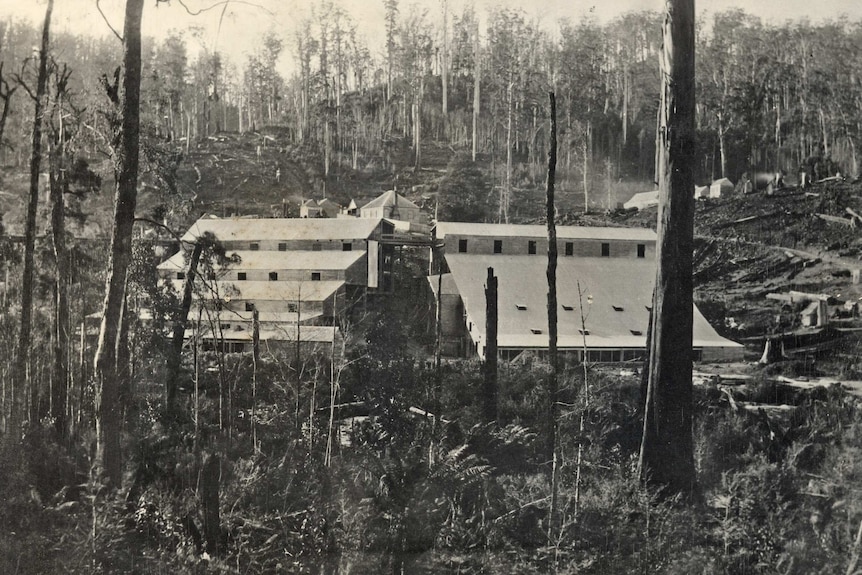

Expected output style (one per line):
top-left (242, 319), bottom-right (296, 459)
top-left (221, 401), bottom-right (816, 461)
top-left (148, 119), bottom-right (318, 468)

top-left (175, 0), bottom-right (274, 17)
top-left (96, 0), bottom-right (123, 42)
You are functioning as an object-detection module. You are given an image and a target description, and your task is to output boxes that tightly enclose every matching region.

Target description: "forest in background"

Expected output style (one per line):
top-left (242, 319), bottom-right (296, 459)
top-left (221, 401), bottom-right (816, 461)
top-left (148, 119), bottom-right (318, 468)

top-left (3, 4), bottom-right (862, 217)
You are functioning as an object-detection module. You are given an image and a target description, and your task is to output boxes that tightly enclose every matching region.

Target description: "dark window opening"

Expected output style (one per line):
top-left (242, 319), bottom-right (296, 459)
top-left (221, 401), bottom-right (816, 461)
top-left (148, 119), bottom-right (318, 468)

top-left (565, 242), bottom-right (574, 256)
top-left (528, 240), bottom-right (537, 255)
top-left (245, 302), bottom-right (254, 312)
top-left (311, 272), bottom-right (321, 281)
top-left (176, 272), bottom-right (185, 280)
top-left (458, 239), bottom-right (468, 253)
top-left (269, 272), bottom-right (278, 281)
top-left (250, 242), bottom-right (260, 251)
top-left (342, 242), bottom-right (353, 251)
top-left (601, 242), bottom-right (610, 257)
top-left (238, 272), bottom-right (247, 281)
top-left (278, 242), bottom-right (287, 251)
top-left (579, 329), bottom-right (590, 335)
top-left (287, 302), bottom-right (298, 313)
top-left (637, 243), bottom-right (646, 258)
top-left (493, 240), bottom-right (503, 254)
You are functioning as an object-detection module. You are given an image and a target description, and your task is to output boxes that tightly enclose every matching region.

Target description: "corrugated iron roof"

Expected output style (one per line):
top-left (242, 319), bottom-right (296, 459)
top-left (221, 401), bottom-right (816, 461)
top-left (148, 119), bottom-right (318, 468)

top-left (361, 190), bottom-right (421, 210)
top-left (436, 221), bottom-right (656, 242)
top-left (426, 273), bottom-right (459, 296)
top-left (169, 279), bottom-right (344, 301)
top-left (181, 216), bottom-right (382, 243)
top-left (158, 249), bottom-right (365, 271)
top-left (443, 254), bottom-right (741, 350)
top-left (189, 325), bottom-right (339, 343)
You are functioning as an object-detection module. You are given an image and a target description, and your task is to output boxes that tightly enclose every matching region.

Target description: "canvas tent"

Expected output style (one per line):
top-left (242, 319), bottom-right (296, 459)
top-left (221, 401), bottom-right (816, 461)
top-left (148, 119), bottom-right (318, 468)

top-left (709, 178), bottom-right (734, 198)
top-left (623, 190), bottom-right (659, 210)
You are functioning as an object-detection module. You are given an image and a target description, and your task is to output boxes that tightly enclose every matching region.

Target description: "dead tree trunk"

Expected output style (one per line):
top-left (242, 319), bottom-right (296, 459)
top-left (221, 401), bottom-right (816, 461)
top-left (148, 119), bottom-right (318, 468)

top-left (49, 103), bottom-right (69, 439)
top-left (166, 242), bottom-right (203, 412)
top-left (201, 452), bottom-right (221, 556)
top-left (94, 0), bottom-right (144, 487)
top-left (6, 0), bottom-right (52, 450)
top-left (638, 0), bottom-right (697, 496)
top-left (483, 267), bottom-right (498, 423)
top-left (252, 306), bottom-right (260, 451)
top-left (0, 63), bottom-right (17, 150)
top-left (471, 19), bottom-right (480, 162)
top-left (545, 92), bottom-right (560, 545)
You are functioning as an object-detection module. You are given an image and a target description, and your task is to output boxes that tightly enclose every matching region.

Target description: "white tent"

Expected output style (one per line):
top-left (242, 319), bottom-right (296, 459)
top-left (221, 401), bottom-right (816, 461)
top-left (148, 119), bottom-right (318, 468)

top-left (709, 178), bottom-right (734, 198)
top-left (623, 190), bottom-right (659, 210)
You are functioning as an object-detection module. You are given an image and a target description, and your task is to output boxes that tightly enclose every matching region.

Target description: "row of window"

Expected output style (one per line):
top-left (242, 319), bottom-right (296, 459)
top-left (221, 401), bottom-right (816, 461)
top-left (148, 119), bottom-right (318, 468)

top-left (177, 271), bottom-right (323, 281)
top-left (457, 239), bottom-right (647, 258)
top-left (248, 242), bottom-right (354, 252)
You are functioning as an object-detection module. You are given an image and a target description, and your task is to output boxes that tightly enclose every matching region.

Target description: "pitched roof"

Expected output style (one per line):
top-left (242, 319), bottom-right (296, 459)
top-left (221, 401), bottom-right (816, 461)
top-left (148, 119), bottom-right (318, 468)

top-left (436, 222), bottom-right (656, 242)
top-left (169, 279), bottom-right (344, 302)
top-left (426, 273), bottom-right (460, 296)
top-left (158, 249), bottom-right (365, 272)
top-left (360, 190), bottom-right (421, 211)
top-left (443, 254), bottom-right (740, 351)
top-left (181, 216), bottom-right (381, 243)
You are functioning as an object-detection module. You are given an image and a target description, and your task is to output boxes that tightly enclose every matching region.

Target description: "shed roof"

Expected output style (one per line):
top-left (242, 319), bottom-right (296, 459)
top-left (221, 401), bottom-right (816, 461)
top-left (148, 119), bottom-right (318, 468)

top-left (190, 325), bottom-right (339, 343)
top-left (158, 249), bottom-right (365, 272)
top-left (443, 254), bottom-right (740, 351)
top-left (181, 216), bottom-right (381, 243)
top-left (436, 221), bottom-right (656, 242)
top-left (426, 273), bottom-right (460, 296)
top-left (169, 279), bottom-right (343, 302)
top-left (361, 190), bottom-right (420, 210)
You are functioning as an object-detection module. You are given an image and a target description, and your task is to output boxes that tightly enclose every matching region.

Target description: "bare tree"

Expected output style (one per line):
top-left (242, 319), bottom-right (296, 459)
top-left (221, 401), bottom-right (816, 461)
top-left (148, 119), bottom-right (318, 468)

top-left (94, 0), bottom-right (145, 487)
top-left (638, 0), bottom-right (697, 496)
top-left (5, 0), bottom-right (53, 450)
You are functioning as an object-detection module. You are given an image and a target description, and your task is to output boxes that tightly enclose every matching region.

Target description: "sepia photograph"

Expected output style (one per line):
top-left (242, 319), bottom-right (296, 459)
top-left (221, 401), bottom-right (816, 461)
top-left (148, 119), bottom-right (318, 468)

top-left (1, 0), bottom-right (862, 572)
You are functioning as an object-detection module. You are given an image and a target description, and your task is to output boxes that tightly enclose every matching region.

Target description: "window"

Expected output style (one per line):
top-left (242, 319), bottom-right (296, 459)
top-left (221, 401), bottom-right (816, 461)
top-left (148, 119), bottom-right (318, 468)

top-left (245, 302), bottom-right (254, 312)
top-left (287, 302), bottom-right (298, 313)
top-left (579, 328), bottom-right (590, 335)
top-left (637, 243), bottom-right (646, 258)
top-left (269, 272), bottom-right (278, 281)
top-left (220, 323), bottom-right (230, 330)
top-left (176, 272), bottom-right (185, 280)
top-left (612, 305), bottom-right (624, 312)
top-left (238, 272), bottom-right (247, 281)
top-left (250, 242), bottom-right (260, 251)
top-left (342, 242), bottom-right (353, 251)
top-left (278, 242), bottom-right (287, 251)
top-left (312, 243), bottom-right (322, 251)
top-left (493, 240), bottom-right (503, 254)
top-left (562, 304), bottom-right (574, 311)
top-left (458, 239), bottom-right (468, 253)
top-left (528, 240), bottom-right (537, 255)
top-left (565, 242), bottom-right (574, 256)
top-left (311, 272), bottom-right (321, 281)
top-left (515, 303), bottom-right (527, 311)
top-left (601, 242), bottom-right (610, 257)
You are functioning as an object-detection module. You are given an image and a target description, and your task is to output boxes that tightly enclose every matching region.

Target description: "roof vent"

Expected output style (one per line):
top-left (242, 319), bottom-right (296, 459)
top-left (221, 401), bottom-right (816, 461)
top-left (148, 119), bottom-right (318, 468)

top-left (612, 305), bottom-right (624, 312)
top-left (515, 304), bottom-right (528, 311)
top-left (530, 328), bottom-right (543, 334)
top-left (562, 304), bottom-right (574, 311)
top-left (630, 329), bottom-right (643, 336)
top-left (579, 329), bottom-right (590, 336)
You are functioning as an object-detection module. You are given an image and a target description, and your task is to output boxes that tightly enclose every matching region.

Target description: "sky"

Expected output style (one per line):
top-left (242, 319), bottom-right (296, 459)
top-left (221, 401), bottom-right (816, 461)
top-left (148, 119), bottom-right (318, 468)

top-left (2, 0), bottom-right (862, 78)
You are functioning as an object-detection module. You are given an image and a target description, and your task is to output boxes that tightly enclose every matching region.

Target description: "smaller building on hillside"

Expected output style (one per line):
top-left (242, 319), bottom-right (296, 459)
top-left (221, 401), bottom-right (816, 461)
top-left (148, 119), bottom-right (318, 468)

top-left (300, 197), bottom-right (342, 218)
top-left (360, 190), bottom-right (423, 222)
